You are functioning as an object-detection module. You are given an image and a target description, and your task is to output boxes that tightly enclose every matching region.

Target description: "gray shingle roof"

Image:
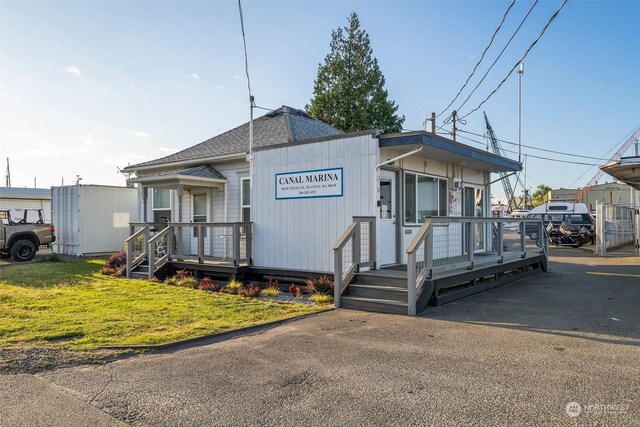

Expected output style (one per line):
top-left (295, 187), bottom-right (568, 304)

top-left (144, 165), bottom-right (226, 180)
top-left (126, 106), bottom-right (341, 170)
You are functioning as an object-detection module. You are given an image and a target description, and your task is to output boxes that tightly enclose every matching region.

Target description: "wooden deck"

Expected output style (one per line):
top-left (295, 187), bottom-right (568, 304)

top-left (342, 251), bottom-right (547, 314)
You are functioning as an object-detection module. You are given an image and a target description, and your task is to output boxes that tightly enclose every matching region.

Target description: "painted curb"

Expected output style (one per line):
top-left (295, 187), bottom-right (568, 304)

top-left (98, 308), bottom-right (333, 351)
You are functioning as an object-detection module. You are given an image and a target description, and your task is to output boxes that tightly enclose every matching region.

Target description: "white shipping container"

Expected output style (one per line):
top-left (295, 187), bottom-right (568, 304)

top-left (51, 185), bottom-right (138, 256)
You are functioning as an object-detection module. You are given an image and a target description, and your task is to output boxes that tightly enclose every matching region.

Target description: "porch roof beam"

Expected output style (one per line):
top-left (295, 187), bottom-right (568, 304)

top-left (129, 175), bottom-right (227, 189)
top-left (378, 131), bottom-right (522, 173)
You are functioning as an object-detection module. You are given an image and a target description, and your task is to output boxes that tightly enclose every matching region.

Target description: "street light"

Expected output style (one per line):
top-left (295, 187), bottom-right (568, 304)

top-left (518, 63), bottom-right (524, 164)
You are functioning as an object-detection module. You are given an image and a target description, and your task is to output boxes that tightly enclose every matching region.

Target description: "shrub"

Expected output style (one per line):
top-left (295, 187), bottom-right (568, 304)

top-left (197, 277), bottom-right (223, 292)
top-left (261, 286), bottom-right (280, 298)
top-left (309, 293), bottom-right (333, 305)
top-left (100, 250), bottom-right (127, 276)
top-left (314, 275), bottom-right (334, 294)
top-left (268, 278), bottom-right (279, 288)
top-left (304, 275), bottom-right (334, 294)
top-left (288, 284), bottom-right (302, 298)
top-left (175, 269), bottom-right (193, 279)
top-left (304, 278), bottom-right (315, 294)
top-left (223, 279), bottom-right (244, 295)
top-left (239, 282), bottom-right (261, 297)
top-left (177, 277), bottom-right (199, 289)
top-left (164, 276), bottom-right (179, 286)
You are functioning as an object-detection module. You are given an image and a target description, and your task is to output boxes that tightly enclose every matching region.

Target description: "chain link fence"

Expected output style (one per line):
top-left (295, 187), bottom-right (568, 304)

top-left (596, 201), bottom-right (639, 255)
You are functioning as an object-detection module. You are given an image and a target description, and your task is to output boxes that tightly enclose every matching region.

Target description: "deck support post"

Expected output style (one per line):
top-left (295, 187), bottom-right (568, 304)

top-left (198, 224), bottom-right (204, 264)
top-left (334, 250), bottom-right (343, 308)
top-left (232, 223), bottom-right (241, 266)
top-left (142, 187), bottom-right (148, 223)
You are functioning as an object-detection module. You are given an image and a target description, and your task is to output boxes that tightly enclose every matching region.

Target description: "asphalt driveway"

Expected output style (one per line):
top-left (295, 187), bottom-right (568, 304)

top-left (1, 248), bottom-right (638, 426)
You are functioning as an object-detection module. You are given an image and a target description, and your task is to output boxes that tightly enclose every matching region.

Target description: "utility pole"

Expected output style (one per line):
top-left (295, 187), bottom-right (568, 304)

top-left (430, 112), bottom-right (436, 133)
top-left (523, 154), bottom-right (528, 209)
top-left (518, 63), bottom-right (524, 164)
top-left (4, 158), bottom-right (10, 187)
top-left (451, 110), bottom-right (457, 142)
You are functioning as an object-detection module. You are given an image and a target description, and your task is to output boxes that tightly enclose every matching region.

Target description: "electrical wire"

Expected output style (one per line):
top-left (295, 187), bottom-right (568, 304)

top-left (238, 0), bottom-right (252, 100)
top-left (568, 126), bottom-right (639, 187)
top-left (435, 0), bottom-right (517, 119)
top-left (457, 129), bottom-right (614, 161)
top-left (451, 0), bottom-right (539, 117)
top-left (456, 133), bottom-right (598, 166)
top-left (459, 0), bottom-right (568, 120)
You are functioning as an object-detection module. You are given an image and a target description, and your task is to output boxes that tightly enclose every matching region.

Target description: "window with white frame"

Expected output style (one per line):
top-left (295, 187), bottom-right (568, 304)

top-left (241, 178), bottom-right (250, 221)
top-left (404, 172), bottom-right (447, 223)
top-left (192, 192), bottom-right (207, 237)
top-left (152, 188), bottom-right (171, 224)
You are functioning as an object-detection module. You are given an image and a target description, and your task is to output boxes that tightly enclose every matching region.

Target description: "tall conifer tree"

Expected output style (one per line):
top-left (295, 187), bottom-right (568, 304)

top-left (307, 12), bottom-right (405, 133)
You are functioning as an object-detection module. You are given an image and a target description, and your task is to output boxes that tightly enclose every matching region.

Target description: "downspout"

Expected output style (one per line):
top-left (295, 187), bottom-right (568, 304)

top-left (372, 146), bottom-right (423, 265)
top-left (372, 146), bottom-right (423, 213)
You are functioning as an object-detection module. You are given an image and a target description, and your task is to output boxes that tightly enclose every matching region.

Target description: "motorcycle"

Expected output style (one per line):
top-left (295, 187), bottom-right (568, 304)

top-left (546, 221), bottom-right (593, 248)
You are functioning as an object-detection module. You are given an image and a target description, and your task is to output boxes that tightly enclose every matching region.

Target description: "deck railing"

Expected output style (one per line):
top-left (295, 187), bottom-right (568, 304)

top-left (333, 216), bottom-right (376, 307)
top-left (406, 220), bottom-right (433, 316)
top-left (125, 226), bottom-right (149, 278)
top-left (125, 221), bottom-right (253, 278)
top-left (406, 216), bottom-right (547, 315)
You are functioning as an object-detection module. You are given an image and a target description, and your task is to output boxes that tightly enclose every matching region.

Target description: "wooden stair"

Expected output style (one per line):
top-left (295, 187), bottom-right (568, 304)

top-left (340, 271), bottom-right (409, 315)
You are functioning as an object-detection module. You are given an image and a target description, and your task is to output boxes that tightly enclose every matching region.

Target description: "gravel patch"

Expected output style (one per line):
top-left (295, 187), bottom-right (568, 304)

top-left (0, 347), bottom-right (134, 375)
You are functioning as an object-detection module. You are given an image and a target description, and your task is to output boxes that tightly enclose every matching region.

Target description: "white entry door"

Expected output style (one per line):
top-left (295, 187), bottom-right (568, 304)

top-left (378, 170), bottom-right (397, 266)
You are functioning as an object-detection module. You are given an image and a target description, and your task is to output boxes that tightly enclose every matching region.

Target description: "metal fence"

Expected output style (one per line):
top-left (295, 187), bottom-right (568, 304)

top-left (596, 202), bottom-right (639, 255)
top-left (406, 217), bottom-right (547, 315)
top-left (126, 222), bottom-right (253, 278)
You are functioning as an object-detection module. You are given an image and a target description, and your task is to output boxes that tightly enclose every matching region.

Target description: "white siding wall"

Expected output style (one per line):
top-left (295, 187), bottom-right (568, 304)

top-left (137, 160), bottom-right (249, 223)
top-left (252, 134), bottom-right (379, 272)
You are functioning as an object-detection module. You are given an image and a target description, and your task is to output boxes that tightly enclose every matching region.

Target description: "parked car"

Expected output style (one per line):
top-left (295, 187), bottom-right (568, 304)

top-left (0, 209), bottom-right (55, 261)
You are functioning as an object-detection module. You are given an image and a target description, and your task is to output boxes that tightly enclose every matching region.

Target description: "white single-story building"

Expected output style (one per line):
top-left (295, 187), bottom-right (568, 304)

top-left (0, 187), bottom-right (52, 223)
top-left (123, 106), bottom-right (544, 315)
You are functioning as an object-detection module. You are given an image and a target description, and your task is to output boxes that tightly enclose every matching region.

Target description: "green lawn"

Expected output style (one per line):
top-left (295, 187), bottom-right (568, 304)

top-left (0, 259), bottom-right (326, 349)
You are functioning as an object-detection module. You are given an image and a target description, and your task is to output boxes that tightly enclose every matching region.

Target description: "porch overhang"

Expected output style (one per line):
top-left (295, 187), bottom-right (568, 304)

top-left (378, 131), bottom-right (522, 173)
top-left (600, 156), bottom-right (640, 190)
top-left (128, 165), bottom-right (227, 190)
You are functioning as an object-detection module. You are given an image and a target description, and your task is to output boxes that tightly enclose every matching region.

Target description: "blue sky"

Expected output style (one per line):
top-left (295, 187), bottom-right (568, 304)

top-left (1, 1), bottom-right (639, 197)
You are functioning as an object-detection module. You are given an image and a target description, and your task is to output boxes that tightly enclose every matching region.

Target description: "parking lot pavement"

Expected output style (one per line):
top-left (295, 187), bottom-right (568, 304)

top-left (2, 248), bottom-right (639, 426)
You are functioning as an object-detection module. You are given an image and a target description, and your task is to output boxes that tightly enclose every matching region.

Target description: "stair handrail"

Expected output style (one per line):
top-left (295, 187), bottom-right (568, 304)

top-left (406, 219), bottom-right (433, 315)
top-left (332, 222), bottom-right (360, 308)
top-left (125, 226), bottom-right (149, 278)
top-left (147, 225), bottom-right (173, 279)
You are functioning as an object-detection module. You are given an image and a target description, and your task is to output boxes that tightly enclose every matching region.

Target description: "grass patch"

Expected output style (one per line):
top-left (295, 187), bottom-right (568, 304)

top-left (0, 259), bottom-right (327, 349)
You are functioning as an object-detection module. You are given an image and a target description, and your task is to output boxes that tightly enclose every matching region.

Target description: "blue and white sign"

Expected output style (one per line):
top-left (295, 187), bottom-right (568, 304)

top-left (276, 167), bottom-right (343, 200)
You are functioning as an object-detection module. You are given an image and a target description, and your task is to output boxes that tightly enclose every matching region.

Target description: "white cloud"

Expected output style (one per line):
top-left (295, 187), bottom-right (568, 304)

top-left (215, 85), bottom-right (223, 91)
top-left (234, 74), bottom-right (243, 80)
top-left (128, 130), bottom-right (150, 138)
top-left (63, 65), bottom-right (83, 77)
top-left (190, 73), bottom-right (200, 80)
top-left (468, 54), bottom-right (475, 61)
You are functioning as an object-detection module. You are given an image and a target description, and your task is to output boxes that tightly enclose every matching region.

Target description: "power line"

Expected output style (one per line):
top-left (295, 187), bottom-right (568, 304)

top-left (452, 0), bottom-right (539, 116)
top-left (238, 0), bottom-right (252, 100)
top-left (459, 0), bottom-right (568, 120)
top-left (435, 0), bottom-right (516, 119)
top-left (456, 133), bottom-right (597, 166)
top-left (457, 129), bottom-right (614, 161)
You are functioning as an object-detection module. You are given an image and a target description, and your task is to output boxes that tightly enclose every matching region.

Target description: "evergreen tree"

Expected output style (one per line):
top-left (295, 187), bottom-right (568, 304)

top-left (307, 12), bottom-right (405, 133)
